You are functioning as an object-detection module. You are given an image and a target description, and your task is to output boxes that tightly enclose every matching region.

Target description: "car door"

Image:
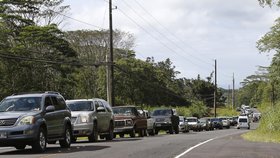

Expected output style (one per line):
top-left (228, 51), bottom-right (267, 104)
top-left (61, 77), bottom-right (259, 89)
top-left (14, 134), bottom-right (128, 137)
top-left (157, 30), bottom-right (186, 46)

top-left (95, 101), bottom-right (107, 132)
top-left (44, 96), bottom-right (57, 137)
top-left (134, 108), bottom-right (147, 129)
top-left (50, 96), bottom-right (64, 137)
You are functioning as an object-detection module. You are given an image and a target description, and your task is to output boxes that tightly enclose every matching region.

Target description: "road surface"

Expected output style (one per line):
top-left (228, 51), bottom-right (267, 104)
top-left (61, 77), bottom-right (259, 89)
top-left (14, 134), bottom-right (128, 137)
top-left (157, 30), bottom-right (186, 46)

top-left (0, 123), bottom-right (278, 158)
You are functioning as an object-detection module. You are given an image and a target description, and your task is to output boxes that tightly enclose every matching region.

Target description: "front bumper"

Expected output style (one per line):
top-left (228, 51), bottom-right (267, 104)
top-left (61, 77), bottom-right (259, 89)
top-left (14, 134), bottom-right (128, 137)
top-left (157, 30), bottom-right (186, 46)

top-left (155, 122), bottom-right (172, 130)
top-left (72, 123), bottom-right (94, 137)
top-left (0, 124), bottom-right (39, 146)
top-left (114, 126), bottom-right (134, 134)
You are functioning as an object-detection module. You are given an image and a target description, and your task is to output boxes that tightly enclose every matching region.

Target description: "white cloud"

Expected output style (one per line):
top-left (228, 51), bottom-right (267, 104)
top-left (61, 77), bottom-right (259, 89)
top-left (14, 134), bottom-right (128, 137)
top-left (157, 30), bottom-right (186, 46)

top-left (63, 0), bottom-right (280, 88)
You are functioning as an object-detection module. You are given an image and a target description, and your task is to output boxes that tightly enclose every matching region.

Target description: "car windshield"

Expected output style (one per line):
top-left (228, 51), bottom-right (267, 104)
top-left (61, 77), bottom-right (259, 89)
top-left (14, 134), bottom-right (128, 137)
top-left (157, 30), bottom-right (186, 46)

top-left (66, 101), bottom-right (93, 111)
top-left (0, 97), bottom-right (42, 112)
top-left (187, 118), bottom-right (197, 122)
top-left (239, 118), bottom-right (248, 123)
top-left (152, 110), bottom-right (172, 116)
top-left (113, 107), bottom-right (136, 116)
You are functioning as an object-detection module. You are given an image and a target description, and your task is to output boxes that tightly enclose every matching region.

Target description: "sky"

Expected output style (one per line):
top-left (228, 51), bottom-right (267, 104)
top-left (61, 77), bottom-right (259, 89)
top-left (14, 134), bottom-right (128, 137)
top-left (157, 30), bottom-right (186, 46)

top-left (62, 0), bottom-right (280, 89)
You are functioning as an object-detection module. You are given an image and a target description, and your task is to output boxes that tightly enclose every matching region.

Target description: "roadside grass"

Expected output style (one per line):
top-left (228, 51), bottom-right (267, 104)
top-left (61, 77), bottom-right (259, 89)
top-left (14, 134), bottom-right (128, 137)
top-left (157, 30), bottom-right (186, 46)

top-left (242, 103), bottom-right (280, 144)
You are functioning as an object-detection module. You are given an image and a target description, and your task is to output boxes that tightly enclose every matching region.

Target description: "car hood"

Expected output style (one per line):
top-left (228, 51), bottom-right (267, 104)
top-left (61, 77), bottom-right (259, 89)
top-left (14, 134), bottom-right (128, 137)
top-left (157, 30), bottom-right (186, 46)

top-left (0, 111), bottom-right (40, 119)
top-left (71, 111), bottom-right (92, 117)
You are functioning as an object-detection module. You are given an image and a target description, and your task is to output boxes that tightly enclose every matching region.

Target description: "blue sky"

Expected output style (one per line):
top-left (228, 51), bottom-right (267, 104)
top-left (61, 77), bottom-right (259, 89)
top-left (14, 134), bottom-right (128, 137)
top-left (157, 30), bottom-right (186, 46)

top-left (62, 0), bottom-right (279, 88)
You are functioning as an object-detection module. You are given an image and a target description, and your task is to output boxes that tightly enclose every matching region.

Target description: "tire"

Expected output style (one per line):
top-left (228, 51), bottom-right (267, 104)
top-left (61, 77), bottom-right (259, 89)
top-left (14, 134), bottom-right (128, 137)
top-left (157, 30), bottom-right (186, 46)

top-left (59, 125), bottom-right (71, 148)
top-left (150, 128), bottom-right (155, 136)
top-left (169, 126), bottom-right (174, 134)
top-left (105, 122), bottom-right (114, 140)
top-left (130, 127), bottom-right (136, 138)
top-left (32, 127), bottom-right (47, 152)
top-left (15, 144), bottom-right (26, 150)
top-left (88, 123), bottom-right (98, 142)
top-left (174, 126), bottom-right (179, 134)
top-left (155, 129), bottom-right (159, 135)
top-left (139, 129), bottom-right (144, 137)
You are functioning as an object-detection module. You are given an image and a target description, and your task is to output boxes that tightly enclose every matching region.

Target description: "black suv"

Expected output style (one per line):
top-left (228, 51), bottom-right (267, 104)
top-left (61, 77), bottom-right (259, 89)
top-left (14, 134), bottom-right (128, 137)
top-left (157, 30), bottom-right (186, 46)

top-left (0, 92), bottom-right (72, 152)
top-left (151, 109), bottom-right (179, 134)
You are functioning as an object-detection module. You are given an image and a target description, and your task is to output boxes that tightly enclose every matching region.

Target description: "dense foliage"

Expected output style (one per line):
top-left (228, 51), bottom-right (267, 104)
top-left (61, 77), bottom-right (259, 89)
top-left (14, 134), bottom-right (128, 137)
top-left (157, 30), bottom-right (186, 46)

top-left (0, 0), bottom-right (225, 110)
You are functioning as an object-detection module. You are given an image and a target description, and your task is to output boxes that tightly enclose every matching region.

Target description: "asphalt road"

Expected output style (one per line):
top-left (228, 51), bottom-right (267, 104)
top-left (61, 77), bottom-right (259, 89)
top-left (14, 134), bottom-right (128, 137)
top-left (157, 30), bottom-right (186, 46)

top-left (0, 123), bottom-right (278, 158)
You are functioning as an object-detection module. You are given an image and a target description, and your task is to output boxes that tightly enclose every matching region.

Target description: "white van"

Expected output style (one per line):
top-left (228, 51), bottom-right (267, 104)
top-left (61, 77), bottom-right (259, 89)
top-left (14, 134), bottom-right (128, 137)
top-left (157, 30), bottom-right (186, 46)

top-left (237, 115), bottom-right (250, 129)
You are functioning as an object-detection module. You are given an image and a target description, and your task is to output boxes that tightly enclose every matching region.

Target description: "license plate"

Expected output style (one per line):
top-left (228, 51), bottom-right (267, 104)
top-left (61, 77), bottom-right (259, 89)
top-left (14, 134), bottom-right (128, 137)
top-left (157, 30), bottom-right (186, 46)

top-left (0, 132), bottom-right (7, 138)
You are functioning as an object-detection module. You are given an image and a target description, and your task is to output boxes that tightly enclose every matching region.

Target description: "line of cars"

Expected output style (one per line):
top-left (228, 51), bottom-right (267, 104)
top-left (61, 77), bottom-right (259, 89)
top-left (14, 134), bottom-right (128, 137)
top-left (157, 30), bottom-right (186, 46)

top-left (0, 92), bottom-right (253, 153)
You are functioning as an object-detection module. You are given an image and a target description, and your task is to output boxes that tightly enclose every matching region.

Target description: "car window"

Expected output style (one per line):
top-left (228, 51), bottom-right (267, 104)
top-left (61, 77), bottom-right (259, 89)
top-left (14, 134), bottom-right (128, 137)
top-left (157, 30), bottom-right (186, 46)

top-left (44, 96), bottom-right (53, 107)
top-left (56, 96), bottom-right (66, 110)
top-left (97, 101), bottom-right (107, 111)
top-left (103, 101), bottom-right (112, 112)
top-left (67, 101), bottom-right (93, 111)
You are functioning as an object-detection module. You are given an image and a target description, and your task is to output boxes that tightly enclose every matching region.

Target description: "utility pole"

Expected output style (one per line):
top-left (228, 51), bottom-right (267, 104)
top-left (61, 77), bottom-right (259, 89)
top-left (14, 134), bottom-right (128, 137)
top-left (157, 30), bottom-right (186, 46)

top-left (107, 0), bottom-right (114, 106)
top-left (214, 59), bottom-right (217, 118)
top-left (232, 73), bottom-right (235, 109)
top-left (228, 85), bottom-right (231, 107)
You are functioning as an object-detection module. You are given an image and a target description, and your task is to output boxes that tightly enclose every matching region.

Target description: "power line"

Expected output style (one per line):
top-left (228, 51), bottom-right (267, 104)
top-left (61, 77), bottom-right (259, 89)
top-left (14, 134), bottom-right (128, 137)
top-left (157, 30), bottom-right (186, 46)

top-left (47, 7), bottom-right (104, 30)
top-left (117, 7), bottom-right (211, 71)
top-left (131, 0), bottom-right (213, 66)
top-left (0, 53), bottom-right (102, 67)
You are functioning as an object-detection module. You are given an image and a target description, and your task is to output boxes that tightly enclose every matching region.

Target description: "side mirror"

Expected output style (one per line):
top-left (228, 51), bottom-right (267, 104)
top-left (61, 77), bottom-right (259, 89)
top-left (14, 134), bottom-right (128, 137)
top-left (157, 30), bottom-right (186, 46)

top-left (97, 107), bottom-right (106, 113)
top-left (46, 105), bottom-right (55, 112)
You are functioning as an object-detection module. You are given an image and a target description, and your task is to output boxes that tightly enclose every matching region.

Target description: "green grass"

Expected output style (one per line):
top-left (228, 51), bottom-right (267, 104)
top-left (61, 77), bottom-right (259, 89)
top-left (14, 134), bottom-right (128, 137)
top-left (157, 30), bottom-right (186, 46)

top-left (242, 130), bottom-right (280, 143)
top-left (215, 107), bottom-right (239, 117)
top-left (242, 103), bottom-right (280, 144)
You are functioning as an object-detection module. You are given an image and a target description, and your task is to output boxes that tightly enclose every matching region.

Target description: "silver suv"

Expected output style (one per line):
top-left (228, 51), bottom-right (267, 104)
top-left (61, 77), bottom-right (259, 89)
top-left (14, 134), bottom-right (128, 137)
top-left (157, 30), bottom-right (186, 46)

top-left (0, 92), bottom-right (72, 152)
top-left (66, 99), bottom-right (114, 142)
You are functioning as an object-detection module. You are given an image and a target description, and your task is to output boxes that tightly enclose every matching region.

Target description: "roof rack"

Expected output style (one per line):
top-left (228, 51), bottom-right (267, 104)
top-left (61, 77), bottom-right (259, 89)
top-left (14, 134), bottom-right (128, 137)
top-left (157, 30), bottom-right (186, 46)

top-left (12, 91), bottom-right (60, 96)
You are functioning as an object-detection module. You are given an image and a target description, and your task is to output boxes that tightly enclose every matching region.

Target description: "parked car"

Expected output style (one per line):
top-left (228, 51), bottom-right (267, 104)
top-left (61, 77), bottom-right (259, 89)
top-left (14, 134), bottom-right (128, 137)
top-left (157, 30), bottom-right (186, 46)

top-left (151, 109), bottom-right (180, 134)
top-left (199, 118), bottom-right (213, 131)
top-left (138, 109), bottom-right (156, 136)
top-left (210, 118), bottom-right (223, 129)
top-left (113, 106), bottom-right (147, 138)
top-left (0, 91), bottom-right (72, 152)
top-left (186, 117), bottom-right (202, 132)
top-left (66, 98), bottom-right (114, 142)
top-left (179, 116), bottom-right (189, 133)
top-left (232, 116), bottom-right (238, 126)
top-left (237, 115), bottom-right (250, 129)
top-left (218, 117), bottom-right (231, 129)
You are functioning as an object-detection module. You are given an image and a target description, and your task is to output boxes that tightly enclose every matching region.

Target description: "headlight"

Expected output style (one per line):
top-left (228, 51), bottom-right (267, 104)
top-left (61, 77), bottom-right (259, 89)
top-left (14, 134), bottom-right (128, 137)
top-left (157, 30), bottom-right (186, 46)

top-left (80, 115), bottom-right (89, 123)
top-left (17, 116), bottom-right (35, 126)
top-left (126, 119), bottom-right (133, 126)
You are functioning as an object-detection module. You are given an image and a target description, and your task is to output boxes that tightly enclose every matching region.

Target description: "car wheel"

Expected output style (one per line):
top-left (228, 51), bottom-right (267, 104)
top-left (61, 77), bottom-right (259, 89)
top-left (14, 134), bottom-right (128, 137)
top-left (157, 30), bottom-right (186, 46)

top-left (32, 127), bottom-right (47, 152)
top-left (169, 126), bottom-right (174, 134)
top-left (174, 126), bottom-right (179, 134)
top-left (15, 144), bottom-right (26, 150)
top-left (130, 127), bottom-right (136, 138)
top-left (59, 125), bottom-right (71, 148)
top-left (155, 129), bottom-right (159, 135)
top-left (139, 129), bottom-right (144, 137)
top-left (150, 128), bottom-right (155, 136)
top-left (88, 123), bottom-right (98, 142)
top-left (105, 122), bottom-right (114, 140)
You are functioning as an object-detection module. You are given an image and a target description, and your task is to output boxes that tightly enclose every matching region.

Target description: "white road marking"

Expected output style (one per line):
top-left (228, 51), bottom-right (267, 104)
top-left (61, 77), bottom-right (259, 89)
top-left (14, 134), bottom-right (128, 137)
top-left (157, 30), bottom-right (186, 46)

top-left (174, 138), bottom-right (214, 158)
